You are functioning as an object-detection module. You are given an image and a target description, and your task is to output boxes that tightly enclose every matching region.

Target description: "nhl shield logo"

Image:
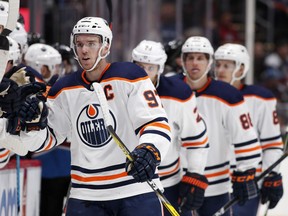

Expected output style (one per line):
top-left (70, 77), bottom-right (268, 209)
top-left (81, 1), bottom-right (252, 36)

top-left (76, 104), bottom-right (116, 147)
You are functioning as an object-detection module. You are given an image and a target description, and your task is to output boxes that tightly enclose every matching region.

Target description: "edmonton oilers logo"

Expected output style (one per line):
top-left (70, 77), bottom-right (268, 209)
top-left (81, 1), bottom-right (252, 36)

top-left (76, 104), bottom-right (116, 148)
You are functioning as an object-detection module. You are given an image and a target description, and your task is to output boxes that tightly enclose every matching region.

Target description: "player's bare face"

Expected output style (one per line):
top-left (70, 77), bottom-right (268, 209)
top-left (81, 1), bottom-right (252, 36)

top-left (184, 53), bottom-right (209, 80)
top-left (215, 60), bottom-right (235, 83)
top-left (75, 35), bottom-right (101, 70)
top-left (135, 62), bottom-right (159, 84)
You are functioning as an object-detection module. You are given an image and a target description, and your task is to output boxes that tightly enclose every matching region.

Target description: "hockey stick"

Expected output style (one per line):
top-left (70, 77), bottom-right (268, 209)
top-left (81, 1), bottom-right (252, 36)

top-left (92, 82), bottom-right (180, 216)
top-left (213, 129), bottom-right (288, 216)
top-left (0, 0), bottom-right (19, 81)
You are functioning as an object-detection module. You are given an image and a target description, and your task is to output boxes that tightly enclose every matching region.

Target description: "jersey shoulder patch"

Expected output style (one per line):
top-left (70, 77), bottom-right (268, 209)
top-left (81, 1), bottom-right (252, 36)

top-left (157, 75), bottom-right (193, 101)
top-left (102, 62), bottom-right (148, 81)
top-left (241, 84), bottom-right (275, 99)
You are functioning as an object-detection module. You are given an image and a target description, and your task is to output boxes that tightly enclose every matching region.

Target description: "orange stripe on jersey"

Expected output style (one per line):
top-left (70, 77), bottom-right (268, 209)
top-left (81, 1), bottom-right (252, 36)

top-left (139, 122), bottom-right (170, 136)
top-left (234, 145), bottom-right (261, 154)
top-left (44, 135), bottom-right (53, 151)
top-left (262, 142), bottom-right (283, 150)
top-left (182, 136), bottom-right (208, 148)
top-left (101, 75), bottom-right (150, 83)
top-left (201, 94), bottom-right (244, 107)
top-left (0, 150), bottom-right (10, 158)
top-left (71, 171), bottom-right (127, 182)
top-left (159, 160), bottom-right (180, 177)
top-left (205, 169), bottom-right (230, 178)
top-left (256, 168), bottom-right (262, 173)
top-left (48, 85), bottom-right (85, 99)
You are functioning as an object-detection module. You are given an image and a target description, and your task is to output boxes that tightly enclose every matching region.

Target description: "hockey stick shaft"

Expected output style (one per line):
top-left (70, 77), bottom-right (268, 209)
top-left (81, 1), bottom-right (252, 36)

top-left (213, 130), bottom-right (288, 216)
top-left (92, 83), bottom-right (180, 216)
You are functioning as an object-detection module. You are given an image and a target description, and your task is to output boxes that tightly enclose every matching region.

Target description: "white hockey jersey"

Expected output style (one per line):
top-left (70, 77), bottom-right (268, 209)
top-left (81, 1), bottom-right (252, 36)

top-left (177, 75), bottom-right (262, 197)
top-left (21, 62), bottom-right (171, 201)
top-left (157, 76), bottom-right (209, 188)
top-left (240, 84), bottom-right (283, 175)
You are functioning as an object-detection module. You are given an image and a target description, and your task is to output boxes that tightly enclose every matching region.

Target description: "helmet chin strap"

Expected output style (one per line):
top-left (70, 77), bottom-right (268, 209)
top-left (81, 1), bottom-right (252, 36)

top-left (182, 58), bottom-right (213, 83)
top-left (77, 45), bottom-right (110, 72)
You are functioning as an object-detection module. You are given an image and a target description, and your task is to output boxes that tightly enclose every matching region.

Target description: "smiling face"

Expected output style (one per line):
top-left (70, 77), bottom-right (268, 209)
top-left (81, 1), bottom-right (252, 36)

top-left (75, 34), bottom-right (102, 71)
top-left (183, 52), bottom-right (209, 81)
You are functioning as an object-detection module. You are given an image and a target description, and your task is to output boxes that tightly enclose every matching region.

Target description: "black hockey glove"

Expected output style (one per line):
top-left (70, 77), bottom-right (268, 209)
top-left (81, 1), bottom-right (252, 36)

top-left (0, 78), bottom-right (46, 118)
top-left (178, 172), bottom-right (208, 212)
top-left (7, 96), bottom-right (48, 135)
top-left (125, 143), bottom-right (161, 182)
top-left (260, 172), bottom-right (283, 209)
top-left (231, 168), bottom-right (258, 205)
top-left (5, 66), bottom-right (37, 84)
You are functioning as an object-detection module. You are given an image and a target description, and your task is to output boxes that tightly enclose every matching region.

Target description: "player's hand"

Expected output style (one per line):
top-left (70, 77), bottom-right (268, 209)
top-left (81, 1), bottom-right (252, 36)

top-left (7, 96), bottom-right (48, 134)
top-left (0, 79), bottom-right (46, 118)
top-left (231, 168), bottom-right (258, 205)
top-left (5, 66), bottom-right (36, 85)
top-left (125, 143), bottom-right (161, 182)
top-left (178, 172), bottom-right (208, 212)
top-left (261, 172), bottom-right (283, 209)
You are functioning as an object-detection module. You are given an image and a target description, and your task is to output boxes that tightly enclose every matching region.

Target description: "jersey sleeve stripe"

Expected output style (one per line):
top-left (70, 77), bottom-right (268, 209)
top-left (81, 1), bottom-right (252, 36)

top-left (181, 128), bottom-right (207, 141)
top-left (234, 145), bottom-right (261, 154)
top-left (158, 158), bottom-right (181, 176)
top-left (262, 142), bottom-right (283, 150)
top-left (182, 136), bottom-right (209, 147)
top-left (260, 134), bottom-right (282, 142)
top-left (71, 172), bottom-right (127, 182)
top-left (135, 117), bottom-right (169, 135)
top-left (0, 149), bottom-right (10, 158)
top-left (235, 154), bottom-right (262, 161)
top-left (205, 169), bottom-right (230, 178)
top-left (234, 138), bottom-right (259, 148)
top-left (139, 122), bottom-right (170, 136)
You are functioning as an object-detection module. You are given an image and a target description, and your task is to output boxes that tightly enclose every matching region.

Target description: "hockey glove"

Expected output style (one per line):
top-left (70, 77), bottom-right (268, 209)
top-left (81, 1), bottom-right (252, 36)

top-left (231, 168), bottom-right (258, 205)
top-left (260, 172), bottom-right (283, 209)
top-left (5, 66), bottom-right (36, 85)
top-left (7, 96), bottom-right (48, 135)
top-left (125, 143), bottom-right (161, 182)
top-left (0, 78), bottom-right (46, 118)
top-left (178, 172), bottom-right (208, 212)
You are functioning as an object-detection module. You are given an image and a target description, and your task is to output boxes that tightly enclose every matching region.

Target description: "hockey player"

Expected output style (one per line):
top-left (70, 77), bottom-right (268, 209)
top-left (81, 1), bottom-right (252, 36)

top-left (132, 40), bottom-right (209, 215)
top-left (214, 43), bottom-right (283, 215)
top-left (9, 17), bottom-right (171, 216)
top-left (176, 36), bottom-right (262, 216)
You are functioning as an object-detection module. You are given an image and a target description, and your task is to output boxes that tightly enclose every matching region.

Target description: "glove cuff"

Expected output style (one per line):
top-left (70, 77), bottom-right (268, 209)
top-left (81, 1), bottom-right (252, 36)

top-left (136, 143), bottom-right (161, 166)
top-left (232, 168), bottom-right (256, 183)
top-left (182, 172), bottom-right (209, 190)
